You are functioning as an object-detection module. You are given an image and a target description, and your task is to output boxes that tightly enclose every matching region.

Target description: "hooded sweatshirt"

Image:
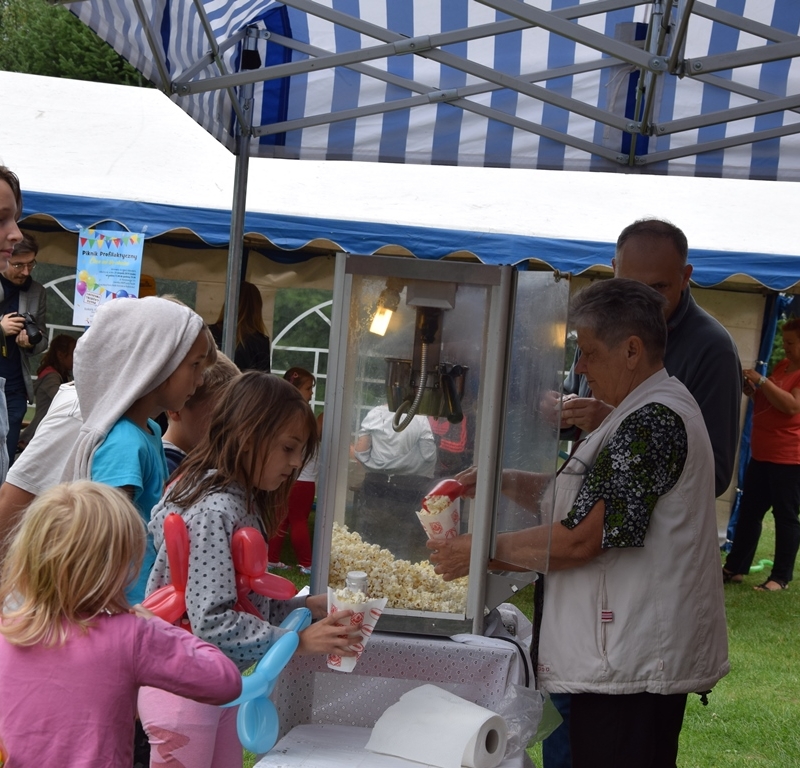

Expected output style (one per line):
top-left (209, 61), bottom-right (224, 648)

top-left (62, 296), bottom-right (205, 482)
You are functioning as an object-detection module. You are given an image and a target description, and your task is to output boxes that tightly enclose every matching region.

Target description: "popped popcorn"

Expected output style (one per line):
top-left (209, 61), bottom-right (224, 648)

top-left (419, 494), bottom-right (452, 515)
top-left (330, 522), bottom-right (468, 614)
top-left (334, 587), bottom-right (368, 604)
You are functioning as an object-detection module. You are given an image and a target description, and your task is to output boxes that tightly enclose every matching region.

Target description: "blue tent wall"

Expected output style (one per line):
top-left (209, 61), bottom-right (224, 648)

top-left (22, 190), bottom-right (800, 291)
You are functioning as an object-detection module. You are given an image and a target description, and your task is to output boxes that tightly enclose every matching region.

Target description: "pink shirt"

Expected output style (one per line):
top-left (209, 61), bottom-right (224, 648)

top-left (0, 613), bottom-right (241, 767)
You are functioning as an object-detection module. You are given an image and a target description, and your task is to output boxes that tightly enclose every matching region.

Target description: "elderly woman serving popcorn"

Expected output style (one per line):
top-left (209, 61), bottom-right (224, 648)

top-left (428, 278), bottom-right (729, 768)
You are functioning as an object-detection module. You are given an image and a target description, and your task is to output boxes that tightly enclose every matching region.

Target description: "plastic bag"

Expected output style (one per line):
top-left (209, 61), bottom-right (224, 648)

top-left (493, 683), bottom-right (539, 759)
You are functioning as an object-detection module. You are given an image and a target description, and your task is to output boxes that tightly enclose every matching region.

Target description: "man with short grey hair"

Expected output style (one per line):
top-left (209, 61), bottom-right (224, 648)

top-left (562, 217), bottom-right (741, 498)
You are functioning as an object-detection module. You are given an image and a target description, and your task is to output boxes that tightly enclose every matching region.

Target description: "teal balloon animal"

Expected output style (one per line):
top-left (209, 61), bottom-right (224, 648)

top-left (222, 607), bottom-right (312, 754)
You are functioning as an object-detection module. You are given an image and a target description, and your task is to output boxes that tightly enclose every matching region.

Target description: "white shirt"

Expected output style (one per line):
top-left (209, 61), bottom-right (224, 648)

top-left (7, 383), bottom-right (82, 495)
top-left (354, 405), bottom-right (436, 477)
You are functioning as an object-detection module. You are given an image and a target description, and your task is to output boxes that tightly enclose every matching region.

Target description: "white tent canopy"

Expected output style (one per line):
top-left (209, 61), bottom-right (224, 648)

top-left (4, 71), bottom-right (800, 291)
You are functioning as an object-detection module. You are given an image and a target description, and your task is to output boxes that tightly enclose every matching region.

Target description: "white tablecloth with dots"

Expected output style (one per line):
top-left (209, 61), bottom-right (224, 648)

top-left (260, 631), bottom-right (533, 767)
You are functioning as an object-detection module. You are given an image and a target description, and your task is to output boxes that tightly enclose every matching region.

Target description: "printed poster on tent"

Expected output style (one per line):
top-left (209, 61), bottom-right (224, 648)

top-left (73, 228), bottom-right (144, 326)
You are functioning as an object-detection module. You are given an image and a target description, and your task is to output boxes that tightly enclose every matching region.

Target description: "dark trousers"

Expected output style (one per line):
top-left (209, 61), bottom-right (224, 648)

top-left (570, 692), bottom-right (688, 768)
top-left (726, 458), bottom-right (800, 584)
top-left (351, 473), bottom-right (433, 563)
top-left (5, 388), bottom-right (27, 468)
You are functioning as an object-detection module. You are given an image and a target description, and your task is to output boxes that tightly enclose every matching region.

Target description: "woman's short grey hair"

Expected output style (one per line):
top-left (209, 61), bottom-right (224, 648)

top-left (570, 278), bottom-right (667, 362)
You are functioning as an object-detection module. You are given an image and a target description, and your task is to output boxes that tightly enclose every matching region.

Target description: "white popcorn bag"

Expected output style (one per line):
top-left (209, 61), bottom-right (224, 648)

top-left (416, 496), bottom-right (461, 541)
top-left (326, 586), bottom-right (388, 673)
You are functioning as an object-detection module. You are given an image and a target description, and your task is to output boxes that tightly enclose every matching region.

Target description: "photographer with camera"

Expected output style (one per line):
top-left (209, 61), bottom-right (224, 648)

top-left (0, 234), bottom-right (47, 466)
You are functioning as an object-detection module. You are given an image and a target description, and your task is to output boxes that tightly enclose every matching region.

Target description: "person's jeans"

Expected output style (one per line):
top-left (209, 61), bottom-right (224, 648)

top-left (5, 388), bottom-right (27, 468)
top-left (541, 692), bottom-right (572, 768)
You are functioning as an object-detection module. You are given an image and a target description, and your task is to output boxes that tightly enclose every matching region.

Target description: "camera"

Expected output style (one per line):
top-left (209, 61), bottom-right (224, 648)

top-left (9, 312), bottom-right (43, 346)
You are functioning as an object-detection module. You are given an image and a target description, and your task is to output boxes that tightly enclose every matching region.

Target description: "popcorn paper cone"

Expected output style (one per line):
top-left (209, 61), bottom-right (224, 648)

top-left (416, 497), bottom-right (460, 541)
top-left (326, 587), bottom-right (388, 673)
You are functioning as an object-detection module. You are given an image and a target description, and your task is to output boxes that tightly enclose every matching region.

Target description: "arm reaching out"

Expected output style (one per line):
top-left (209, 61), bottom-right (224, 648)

top-left (454, 466), bottom-right (551, 512)
top-left (428, 502), bottom-right (606, 579)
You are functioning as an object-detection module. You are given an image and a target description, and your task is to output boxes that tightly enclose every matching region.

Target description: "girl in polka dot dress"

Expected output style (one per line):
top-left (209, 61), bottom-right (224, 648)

top-left (138, 372), bottom-right (361, 768)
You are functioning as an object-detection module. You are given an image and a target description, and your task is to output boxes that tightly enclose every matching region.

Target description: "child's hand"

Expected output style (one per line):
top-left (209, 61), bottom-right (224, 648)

top-left (305, 593), bottom-right (329, 620)
top-left (129, 604), bottom-right (157, 620)
top-left (296, 609), bottom-right (362, 657)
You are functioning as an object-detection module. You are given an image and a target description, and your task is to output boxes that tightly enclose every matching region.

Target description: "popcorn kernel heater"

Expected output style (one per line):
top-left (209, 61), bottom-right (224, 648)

top-left (313, 254), bottom-right (569, 636)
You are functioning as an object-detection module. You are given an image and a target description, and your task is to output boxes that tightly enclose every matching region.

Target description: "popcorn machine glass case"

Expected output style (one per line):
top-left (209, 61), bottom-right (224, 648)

top-left (314, 254), bottom-right (569, 636)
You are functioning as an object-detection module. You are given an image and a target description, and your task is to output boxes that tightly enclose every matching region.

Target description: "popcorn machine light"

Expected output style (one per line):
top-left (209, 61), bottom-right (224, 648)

top-left (313, 254), bottom-right (570, 636)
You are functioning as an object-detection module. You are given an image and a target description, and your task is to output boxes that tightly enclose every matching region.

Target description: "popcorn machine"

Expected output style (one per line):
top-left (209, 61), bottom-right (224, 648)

top-left (313, 254), bottom-right (569, 636)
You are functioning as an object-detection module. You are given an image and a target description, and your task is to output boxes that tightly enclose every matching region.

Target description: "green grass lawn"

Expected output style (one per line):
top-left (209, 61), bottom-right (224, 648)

top-left (248, 516), bottom-right (799, 768)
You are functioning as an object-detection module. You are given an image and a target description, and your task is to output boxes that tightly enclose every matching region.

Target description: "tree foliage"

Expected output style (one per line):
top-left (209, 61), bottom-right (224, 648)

top-left (0, 0), bottom-right (147, 86)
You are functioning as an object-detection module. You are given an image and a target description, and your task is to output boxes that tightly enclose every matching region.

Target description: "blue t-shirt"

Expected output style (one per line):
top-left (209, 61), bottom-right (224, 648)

top-left (91, 417), bottom-right (169, 603)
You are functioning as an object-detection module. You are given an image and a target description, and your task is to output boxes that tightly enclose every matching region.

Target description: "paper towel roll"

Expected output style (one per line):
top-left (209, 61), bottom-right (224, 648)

top-left (365, 684), bottom-right (508, 768)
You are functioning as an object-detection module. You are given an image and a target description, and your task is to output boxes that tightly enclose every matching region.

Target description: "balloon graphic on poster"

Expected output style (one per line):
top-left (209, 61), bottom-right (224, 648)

top-left (74, 228), bottom-right (144, 326)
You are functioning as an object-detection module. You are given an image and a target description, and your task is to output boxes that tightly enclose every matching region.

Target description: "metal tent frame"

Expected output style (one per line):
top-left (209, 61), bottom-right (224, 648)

top-left (65, 1), bottom-right (800, 174)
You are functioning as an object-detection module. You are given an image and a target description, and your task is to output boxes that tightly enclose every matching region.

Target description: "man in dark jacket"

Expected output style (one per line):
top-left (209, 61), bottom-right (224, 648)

top-left (562, 218), bottom-right (741, 498)
top-left (0, 234), bottom-right (48, 466)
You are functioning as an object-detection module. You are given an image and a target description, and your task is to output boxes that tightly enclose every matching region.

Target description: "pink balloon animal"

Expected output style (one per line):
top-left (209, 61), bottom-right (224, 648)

top-left (231, 527), bottom-right (297, 617)
top-left (142, 515), bottom-right (297, 627)
top-left (142, 514), bottom-right (191, 628)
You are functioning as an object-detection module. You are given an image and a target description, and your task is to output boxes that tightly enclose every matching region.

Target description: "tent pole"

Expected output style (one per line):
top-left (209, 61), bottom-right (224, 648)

top-left (130, 0), bottom-right (171, 91)
top-left (222, 135), bottom-right (250, 359)
top-left (222, 29), bottom-right (258, 359)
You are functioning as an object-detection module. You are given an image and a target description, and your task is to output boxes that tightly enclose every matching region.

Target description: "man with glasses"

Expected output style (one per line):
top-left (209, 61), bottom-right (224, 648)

top-left (0, 235), bottom-right (47, 465)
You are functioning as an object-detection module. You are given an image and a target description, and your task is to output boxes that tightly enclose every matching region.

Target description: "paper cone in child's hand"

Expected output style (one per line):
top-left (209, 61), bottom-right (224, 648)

top-left (326, 587), bottom-right (387, 673)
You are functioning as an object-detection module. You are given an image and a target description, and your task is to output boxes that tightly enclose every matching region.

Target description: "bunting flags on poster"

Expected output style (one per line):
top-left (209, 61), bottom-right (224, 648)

top-left (73, 228), bottom-right (145, 326)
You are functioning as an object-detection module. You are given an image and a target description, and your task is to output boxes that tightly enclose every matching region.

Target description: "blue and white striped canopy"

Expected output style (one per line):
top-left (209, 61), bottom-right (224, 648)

top-left (67, 0), bottom-right (800, 180)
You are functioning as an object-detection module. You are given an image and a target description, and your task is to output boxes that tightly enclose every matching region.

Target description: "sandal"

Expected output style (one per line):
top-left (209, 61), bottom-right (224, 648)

top-left (754, 578), bottom-right (788, 592)
top-left (722, 568), bottom-right (743, 584)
